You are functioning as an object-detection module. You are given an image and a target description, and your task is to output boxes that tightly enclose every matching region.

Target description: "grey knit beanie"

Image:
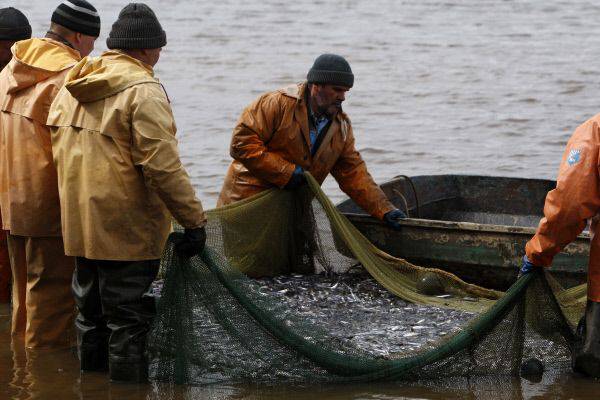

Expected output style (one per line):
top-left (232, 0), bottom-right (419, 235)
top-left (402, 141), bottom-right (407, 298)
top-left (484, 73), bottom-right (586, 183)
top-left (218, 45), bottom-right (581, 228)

top-left (106, 3), bottom-right (166, 50)
top-left (307, 54), bottom-right (354, 88)
top-left (52, 0), bottom-right (100, 37)
top-left (0, 7), bottom-right (32, 40)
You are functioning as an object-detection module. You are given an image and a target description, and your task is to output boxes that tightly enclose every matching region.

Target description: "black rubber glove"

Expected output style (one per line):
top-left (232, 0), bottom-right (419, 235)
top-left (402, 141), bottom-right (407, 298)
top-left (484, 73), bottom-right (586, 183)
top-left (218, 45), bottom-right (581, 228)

top-left (383, 209), bottom-right (407, 230)
top-left (285, 166), bottom-right (306, 189)
top-left (175, 227), bottom-right (206, 257)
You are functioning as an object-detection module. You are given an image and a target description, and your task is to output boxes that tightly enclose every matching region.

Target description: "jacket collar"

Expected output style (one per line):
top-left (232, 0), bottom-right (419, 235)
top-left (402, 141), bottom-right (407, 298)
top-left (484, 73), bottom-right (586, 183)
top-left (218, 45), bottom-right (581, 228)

top-left (280, 81), bottom-right (350, 158)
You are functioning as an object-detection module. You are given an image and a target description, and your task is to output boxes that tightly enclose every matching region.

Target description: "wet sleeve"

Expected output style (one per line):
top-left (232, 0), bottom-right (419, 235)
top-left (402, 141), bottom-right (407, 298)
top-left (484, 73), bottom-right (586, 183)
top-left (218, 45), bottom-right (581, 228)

top-left (131, 95), bottom-right (207, 229)
top-left (526, 120), bottom-right (600, 267)
top-left (230, 94), bottom-right (296, 188)
top-left (330, 123), bottom-right (395, 220)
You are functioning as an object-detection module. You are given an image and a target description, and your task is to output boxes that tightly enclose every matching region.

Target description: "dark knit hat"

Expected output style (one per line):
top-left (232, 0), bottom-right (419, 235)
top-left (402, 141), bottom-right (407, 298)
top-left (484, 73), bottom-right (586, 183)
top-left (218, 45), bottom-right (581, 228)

top-left (106, 3), bottom-right (166, 50)
top-left (0, 7), bottom-right (32, 41)
top-left (52, 0), bottom-right (100, 37)
top-left (307, 54), bottom-right (354, 88)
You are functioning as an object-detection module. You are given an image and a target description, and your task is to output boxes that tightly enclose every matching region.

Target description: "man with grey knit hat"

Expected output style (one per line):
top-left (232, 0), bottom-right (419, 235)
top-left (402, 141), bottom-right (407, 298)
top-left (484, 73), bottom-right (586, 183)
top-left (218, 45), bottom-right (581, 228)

top-left (48, 2), bottom-right (206, 382)
top-left (0, 1), bottom-right (99, 349)
top-left (218, 54), bottom-right (406, 245)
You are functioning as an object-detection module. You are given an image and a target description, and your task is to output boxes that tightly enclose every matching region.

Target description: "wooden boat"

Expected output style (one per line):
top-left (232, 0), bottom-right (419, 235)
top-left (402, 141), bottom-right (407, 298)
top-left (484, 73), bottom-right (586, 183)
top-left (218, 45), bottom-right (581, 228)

top-left (336, 175), bottom-right (589, 291)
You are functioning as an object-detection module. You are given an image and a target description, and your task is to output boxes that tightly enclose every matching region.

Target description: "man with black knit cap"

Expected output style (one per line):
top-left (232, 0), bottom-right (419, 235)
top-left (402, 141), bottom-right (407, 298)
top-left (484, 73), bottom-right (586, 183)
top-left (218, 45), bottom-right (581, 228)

top-left (48, 3), bottom-right (206, 382)
top-left (218, 54), bottom-right (406, 238)
top-left (0, 7), bottom-right (31, 71)
top-left (0, 1), bottom-right (99, 349)
top-left (0, 7), bottom-right (31, 305)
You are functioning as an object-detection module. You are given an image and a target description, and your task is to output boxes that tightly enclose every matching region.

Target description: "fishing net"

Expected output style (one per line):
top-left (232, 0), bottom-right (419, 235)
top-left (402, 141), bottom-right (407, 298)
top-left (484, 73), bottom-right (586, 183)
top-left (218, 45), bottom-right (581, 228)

top-left (147, 173), bottom-right (587, 385)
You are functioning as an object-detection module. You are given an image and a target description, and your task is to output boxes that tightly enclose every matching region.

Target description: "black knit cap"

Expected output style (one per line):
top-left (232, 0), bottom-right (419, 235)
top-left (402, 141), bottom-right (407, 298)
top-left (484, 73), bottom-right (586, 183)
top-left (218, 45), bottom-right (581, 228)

top-left (0, 7), bottom-right (32, 41)
top-left (307, 53), bottom-right (354, 88)
top-left (107, 3), bottom-right (166, 50)
top-left (52, 0), bottom-right (100, 37)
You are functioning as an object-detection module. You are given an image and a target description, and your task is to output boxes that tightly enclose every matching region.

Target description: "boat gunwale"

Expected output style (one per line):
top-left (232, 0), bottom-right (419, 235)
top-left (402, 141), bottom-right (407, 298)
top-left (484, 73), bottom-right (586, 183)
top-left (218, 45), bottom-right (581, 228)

top-left (342, 212), bottom-right (590, 241)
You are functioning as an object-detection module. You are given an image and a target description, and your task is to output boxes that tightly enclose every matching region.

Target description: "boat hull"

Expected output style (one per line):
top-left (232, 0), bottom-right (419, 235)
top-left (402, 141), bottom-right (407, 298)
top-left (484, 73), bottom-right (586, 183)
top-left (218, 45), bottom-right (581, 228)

top-left (336, 175), bottom-right (589, 291)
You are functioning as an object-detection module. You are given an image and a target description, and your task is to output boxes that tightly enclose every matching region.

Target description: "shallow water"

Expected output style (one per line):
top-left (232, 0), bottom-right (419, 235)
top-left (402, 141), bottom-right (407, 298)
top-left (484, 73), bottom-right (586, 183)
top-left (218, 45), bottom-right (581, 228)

top-left (2, 301), bottom-right (600, 400)
top-left (7, 0), bottom-right (600, 398)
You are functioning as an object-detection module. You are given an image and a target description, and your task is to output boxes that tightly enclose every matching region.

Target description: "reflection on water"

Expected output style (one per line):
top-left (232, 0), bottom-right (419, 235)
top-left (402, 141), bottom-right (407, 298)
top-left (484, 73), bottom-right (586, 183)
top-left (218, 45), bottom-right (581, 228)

top-left (2, 304), bottom-right (600, 399)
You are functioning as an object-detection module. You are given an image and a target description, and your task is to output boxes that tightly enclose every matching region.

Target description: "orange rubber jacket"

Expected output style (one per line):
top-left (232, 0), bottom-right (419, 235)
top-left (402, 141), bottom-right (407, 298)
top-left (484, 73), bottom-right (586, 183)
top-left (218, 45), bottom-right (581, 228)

top-left (217, 82), bottom-right (395, 220)
top-left (526, 114), bottom-right (600, 301)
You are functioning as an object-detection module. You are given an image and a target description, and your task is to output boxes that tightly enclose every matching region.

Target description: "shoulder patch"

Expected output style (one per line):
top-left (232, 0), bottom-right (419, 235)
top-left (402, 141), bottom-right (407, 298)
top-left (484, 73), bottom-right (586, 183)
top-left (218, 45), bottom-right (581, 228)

top-left (567, 148), bottom-right (581, 166)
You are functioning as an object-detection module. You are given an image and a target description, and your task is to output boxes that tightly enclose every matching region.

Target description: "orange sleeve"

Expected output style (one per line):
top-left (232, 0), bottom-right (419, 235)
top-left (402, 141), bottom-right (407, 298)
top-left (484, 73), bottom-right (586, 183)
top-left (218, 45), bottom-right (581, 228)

top-left (330, 123), bottom-right (395, 220)
top-left (230, 93), bottom-right (296, 188)
top-left (526, 119), bottom-right (600, 267)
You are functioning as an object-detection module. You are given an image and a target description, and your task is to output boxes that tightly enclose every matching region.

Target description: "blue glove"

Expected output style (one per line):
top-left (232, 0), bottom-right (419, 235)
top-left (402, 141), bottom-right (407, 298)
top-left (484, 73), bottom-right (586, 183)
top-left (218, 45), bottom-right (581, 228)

top-left (285, 165), bottom-right (306, 189)
top-left (520, 255), bottom-right (537, 275)
top-left (383, 209), bottom-right (407, 230)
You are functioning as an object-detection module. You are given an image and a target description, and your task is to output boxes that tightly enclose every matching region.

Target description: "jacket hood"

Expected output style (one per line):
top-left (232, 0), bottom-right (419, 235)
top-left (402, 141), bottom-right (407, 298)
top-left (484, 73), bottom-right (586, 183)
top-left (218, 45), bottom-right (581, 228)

top-left (5, 38), bottom-right (80, 94)
top-left (64, 50), bottom-right (158, 103)
top-left (279, 81), bottom-right (306, 100)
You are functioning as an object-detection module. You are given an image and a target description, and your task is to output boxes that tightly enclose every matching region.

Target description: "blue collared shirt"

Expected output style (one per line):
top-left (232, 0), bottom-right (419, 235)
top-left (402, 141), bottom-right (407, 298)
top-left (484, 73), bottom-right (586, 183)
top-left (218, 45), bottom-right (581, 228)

top-left (309, 112), bottom-right (330, 156)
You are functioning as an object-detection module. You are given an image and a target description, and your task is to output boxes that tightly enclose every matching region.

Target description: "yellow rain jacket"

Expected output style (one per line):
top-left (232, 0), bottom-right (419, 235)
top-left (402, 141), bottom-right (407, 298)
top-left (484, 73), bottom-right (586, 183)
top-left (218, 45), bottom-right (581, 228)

top-left (526, 115), bottom-right (600, 301)
top-left (47, 51), bottom-right (206, 261)
top-left (218, 82), bottom-right (395, 220)
top-left (0, 38), bottom-right (80, 236)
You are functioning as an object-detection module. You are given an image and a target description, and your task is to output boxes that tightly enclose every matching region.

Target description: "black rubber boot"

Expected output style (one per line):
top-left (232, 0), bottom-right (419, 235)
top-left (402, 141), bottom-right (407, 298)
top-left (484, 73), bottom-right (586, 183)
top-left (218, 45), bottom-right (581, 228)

top-left (109, 359), bottom-right (148, 383)
top-left (573, 300), bottom-right (600, 377)
top-left (73, 260), bottom-right (110, 372)
top-left (95, 258), bottom-right (159, 383)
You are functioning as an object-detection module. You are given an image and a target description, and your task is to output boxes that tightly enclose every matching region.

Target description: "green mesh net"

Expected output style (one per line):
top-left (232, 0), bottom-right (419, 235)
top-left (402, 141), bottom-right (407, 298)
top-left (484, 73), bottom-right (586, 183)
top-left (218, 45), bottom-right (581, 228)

top-left (147, 173), bottom-right (585, 385)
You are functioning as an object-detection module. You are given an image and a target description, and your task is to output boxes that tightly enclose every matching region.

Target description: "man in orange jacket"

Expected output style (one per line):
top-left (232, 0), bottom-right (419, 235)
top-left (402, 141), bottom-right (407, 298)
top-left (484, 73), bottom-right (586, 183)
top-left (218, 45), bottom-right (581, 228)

top-left (522, 115), bottom-right (600, 377)
top-left (218, 54), bottom-right (406, 229)
top-left (0, 0), bottom-right (99, 348)
top-left (0, 7), bottom-right (31, 304)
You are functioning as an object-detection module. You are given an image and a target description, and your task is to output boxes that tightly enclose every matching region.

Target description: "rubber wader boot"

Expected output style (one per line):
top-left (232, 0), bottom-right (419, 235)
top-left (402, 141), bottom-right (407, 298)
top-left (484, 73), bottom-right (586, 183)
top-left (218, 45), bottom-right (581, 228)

top-left (79, 342), bottom-right (109, 372)
top-left (73, 261), bottom-right (109, 372)
top-left (573, 300), bottom-right (600, 377)
top-left (109, 360), bottom-right (148, 383)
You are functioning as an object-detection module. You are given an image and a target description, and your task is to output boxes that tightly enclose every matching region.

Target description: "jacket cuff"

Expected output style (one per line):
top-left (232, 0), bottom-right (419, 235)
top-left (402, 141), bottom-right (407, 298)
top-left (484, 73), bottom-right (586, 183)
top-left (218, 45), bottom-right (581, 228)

top-left (524, 240), bottom-right (552, 267)
top-left (374, 202), bottom-right (396, 221)
top-left (274, 162), bottom-right (297, 188)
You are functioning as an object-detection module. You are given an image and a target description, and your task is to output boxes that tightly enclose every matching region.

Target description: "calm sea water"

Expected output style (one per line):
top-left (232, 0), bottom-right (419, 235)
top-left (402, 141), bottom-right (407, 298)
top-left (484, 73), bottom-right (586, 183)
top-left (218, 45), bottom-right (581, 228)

top-left (6, 1), bottom-right (600, 399)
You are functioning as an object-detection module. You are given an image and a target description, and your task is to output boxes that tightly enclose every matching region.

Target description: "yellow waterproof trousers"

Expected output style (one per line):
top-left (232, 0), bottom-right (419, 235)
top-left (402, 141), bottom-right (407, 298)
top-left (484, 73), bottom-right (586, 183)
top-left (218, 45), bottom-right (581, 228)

top-left (0, 227), bottom-right (10, 303)
top-left (7, 235), bottom-right (75, 348)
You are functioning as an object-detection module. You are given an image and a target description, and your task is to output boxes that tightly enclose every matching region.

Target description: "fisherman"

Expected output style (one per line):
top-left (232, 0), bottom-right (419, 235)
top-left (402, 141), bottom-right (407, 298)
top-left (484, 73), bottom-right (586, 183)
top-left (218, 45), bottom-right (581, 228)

top-left (218, 54), bottom-right (406, 228)
top-left (0, 7), bottom-right (31, 304)
top-left (0, 1), bottom-right (99, 348)
top-left (522, 116), bottom-right (600, 377)
top-left (47, 3), bottom-right (207, 382)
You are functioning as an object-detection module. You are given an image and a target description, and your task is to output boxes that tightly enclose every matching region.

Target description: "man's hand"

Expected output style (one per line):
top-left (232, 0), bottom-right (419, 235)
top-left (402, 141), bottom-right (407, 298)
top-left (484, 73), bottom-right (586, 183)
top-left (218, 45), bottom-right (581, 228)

top-left (285, 166), bottom-right (306, 189)
top-left (383, 209), bottom-right (407, 230)
top-left (175, 227), bottom-right (207, 257)
top-left (520, 255), bottom-right (539, 275)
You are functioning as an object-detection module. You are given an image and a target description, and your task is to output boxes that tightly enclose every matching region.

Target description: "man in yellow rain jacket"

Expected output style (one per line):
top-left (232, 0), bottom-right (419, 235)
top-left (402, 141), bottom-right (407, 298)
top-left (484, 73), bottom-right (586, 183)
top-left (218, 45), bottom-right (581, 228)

top-left (218, 54), bottom-right (406, 229)
top-left (0, 7), bottom-right (31, 304)
top-left (0, 1), bottom-right (99, 348)
top-left (48, 3), bottom-right (207, 382)
top-left (523, 116), bottom-right (600, 377)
